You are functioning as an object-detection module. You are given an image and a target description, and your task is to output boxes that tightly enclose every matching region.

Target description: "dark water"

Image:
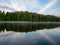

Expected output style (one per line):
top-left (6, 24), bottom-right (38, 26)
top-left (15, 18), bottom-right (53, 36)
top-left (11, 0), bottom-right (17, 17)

top-left (0, 23), bottom-right (60, 32)
top-left (0, 23), bottom-right (60, 45)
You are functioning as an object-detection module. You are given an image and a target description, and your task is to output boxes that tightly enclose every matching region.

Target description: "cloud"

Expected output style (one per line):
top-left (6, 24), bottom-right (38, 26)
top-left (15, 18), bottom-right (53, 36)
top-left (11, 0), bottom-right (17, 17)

top-left (0, 0), bottom-right (26, 12)
top-left (0, 0), bottom-right (59, 17)
top-left (24, 0), bottom-right (42, 12)
top-left (0, 2), bottom-right (16, 12)
top-left (0, 6), bottom-right (16, 11)
top-left (39, 0), bottom-right (57, 14)
top-left (48, 8), bottom-right (60, 16)
top-left (9, 0), bottom-right (26, 11)
top-left (0, 0), bottom-right (42, 12)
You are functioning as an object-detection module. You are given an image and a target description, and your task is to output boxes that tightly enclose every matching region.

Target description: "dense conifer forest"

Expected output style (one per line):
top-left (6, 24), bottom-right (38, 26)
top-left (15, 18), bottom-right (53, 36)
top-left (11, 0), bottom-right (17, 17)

top-left (0, 11), bottom-right (60, 22)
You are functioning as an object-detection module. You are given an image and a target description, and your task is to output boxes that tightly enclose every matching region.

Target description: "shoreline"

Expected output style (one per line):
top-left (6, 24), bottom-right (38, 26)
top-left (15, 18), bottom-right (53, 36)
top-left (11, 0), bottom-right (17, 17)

top-left (0, 21), bottom-right (60, 23)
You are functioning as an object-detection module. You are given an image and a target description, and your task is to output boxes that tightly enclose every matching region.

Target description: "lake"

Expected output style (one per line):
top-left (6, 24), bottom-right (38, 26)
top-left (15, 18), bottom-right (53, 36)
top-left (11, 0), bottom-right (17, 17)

top-left (0, 23), bottom-right (60, 45)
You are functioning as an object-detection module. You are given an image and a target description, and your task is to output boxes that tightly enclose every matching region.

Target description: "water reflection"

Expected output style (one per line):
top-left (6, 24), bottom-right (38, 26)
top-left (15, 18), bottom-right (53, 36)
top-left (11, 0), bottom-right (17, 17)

top-left (0, 27), bottom-right (60, 45)
top-left (0, 23), bottom-right (60, 45)
top-left (0, 23), bottom-right (60, 32)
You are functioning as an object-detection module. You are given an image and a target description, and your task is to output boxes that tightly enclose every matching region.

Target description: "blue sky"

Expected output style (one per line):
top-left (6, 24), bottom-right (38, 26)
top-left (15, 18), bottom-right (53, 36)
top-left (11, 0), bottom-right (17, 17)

top-left (0, 0), bottom-right (60, 16)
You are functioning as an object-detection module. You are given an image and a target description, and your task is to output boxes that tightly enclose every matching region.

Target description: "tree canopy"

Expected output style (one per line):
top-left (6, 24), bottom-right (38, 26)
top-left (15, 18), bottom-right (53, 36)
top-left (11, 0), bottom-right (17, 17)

top-left (0, 11), bottom-right (60, 22)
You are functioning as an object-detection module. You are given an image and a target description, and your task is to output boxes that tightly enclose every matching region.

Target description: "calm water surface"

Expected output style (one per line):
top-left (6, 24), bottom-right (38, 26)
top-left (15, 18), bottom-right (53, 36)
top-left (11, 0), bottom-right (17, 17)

top-left (0, 28), bottom-right (60, 45)
top-left (0, 23), bottom-right (60, 45)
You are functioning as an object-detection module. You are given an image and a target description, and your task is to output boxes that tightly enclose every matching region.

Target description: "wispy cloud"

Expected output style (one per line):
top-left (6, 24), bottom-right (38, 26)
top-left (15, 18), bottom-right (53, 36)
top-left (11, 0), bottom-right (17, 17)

top-left (9, 0), bottom-right (26, 11)
top-left (48, 8), bottom-right (60, 16)
top-left (0, 2), bottom-right (16, 11)
top-left (0, 6), bottom-right (16, 11)
top-left (0, 0), bottom-right (59, 16)
top-left (25, 0), bottom-right (42, 12)
top-left (39, 0), bottom-right (57, 14)
top-left (0, 0), bottom-right (41, 12)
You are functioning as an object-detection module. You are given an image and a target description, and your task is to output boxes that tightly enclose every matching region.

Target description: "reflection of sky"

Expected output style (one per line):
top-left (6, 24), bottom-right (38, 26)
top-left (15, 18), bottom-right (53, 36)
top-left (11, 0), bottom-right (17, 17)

top-left (0, 28), bottom-right (60, 45)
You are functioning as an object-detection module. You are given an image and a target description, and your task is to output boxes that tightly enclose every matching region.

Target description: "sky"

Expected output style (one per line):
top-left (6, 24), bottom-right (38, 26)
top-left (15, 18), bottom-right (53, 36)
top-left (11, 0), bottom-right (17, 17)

top-left (0, 0), bottom-right (60, 16)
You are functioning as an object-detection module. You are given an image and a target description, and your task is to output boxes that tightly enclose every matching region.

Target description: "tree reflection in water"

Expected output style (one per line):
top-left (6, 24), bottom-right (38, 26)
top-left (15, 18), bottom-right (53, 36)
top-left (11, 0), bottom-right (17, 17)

top-left (0, 23), bottom-right (60, 32)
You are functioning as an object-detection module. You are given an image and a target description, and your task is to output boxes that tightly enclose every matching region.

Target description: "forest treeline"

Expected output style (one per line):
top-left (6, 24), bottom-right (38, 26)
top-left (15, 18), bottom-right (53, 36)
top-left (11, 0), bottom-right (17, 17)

top-left (0, 11), bottom-right (60, 22)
